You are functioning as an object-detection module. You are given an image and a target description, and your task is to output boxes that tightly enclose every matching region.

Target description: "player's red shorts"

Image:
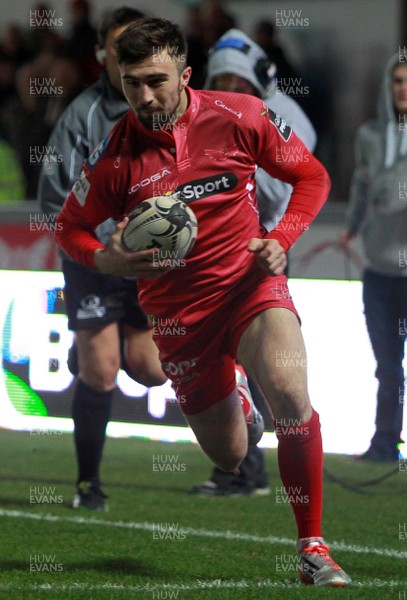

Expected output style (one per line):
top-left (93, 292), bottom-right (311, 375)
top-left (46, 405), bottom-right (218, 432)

top-left (152, 271), bottom-right (299, 415)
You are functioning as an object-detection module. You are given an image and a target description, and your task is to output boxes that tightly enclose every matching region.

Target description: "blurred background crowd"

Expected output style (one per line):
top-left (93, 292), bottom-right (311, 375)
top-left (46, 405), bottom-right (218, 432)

top-left (0, 0), bottom-right (402, 201)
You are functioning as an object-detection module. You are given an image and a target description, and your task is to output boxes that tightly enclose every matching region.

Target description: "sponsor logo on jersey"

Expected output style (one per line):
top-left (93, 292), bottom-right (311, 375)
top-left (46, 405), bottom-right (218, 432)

top-left (162, 358), bottom-right (199, 384)
top-left (86, 136), bottom-right (110, 170)
top-left (268, 109), bottom-right (292, 142)
top-left (204, 144), bottom-right (239, 161)
top-left (72, 169), bottom-right (90, 206)
top-left (128, 168), bottom-right (171, 194)
top-left (214, 99), bottom-right (242, 119)
top-left (176, 172), bottom-right (238, 202)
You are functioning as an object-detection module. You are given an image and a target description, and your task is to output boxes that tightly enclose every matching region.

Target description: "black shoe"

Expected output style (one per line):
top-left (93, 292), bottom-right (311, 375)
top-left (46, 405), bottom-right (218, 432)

top-left (72, 481), bottom-right (108, 511)
top-left (357, 446), bottom-right (399, 463)
top-left (189, 480), bottom-right (271, 497)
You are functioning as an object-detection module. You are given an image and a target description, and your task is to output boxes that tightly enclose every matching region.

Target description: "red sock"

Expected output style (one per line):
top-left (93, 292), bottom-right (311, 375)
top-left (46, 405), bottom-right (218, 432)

top-left (275, 409), bottom-right (323, 539)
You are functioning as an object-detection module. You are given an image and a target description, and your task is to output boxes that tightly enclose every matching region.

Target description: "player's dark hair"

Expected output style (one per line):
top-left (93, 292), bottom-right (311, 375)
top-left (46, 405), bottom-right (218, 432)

top-left (97, 7), bottom-right (145, 47)
top-left (115, 17), bottom-right (188, 72)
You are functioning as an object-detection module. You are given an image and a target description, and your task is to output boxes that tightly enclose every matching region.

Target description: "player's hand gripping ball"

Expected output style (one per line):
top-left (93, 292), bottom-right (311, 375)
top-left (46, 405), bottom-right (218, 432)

top-left (122, 196), bottom-right (198, 262)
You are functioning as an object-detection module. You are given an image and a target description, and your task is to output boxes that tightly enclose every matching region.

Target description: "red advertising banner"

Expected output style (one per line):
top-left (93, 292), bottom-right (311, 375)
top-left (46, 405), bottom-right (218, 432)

top-left (0, 211), bottom-right (60, 271)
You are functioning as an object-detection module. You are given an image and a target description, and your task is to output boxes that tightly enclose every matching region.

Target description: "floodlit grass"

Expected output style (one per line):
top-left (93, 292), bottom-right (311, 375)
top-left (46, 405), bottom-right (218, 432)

top-left (0, 429), bottom-right (406, 599)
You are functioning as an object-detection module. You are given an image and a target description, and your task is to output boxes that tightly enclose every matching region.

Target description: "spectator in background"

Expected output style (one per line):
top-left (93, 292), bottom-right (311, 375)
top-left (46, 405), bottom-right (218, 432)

top-left (0, 61), bottom-right (49, 198)
top-left (42, 47), bottom-right (85, 129)
top-left (0, 133), bottom-right (26, 201)
top-left (253, 20), bottom-right (298, 84)
top-left (185, 0), bottom-right (237, 88)
top-left (0, 58), bottom-right (17, 109)
top-left (184, 5), bottom-right (208, 89)
top-left (0, 24), bottom-right (30, 66)
top-left (198, 0), bottom-right (236, 47)
top-left (189, 28), bottom-right (316, 496)
top-left (253, 19), bottom-right (326, 130)
top-left (66, 0), bottom-right (99, 84)
top-left (340, 53), bottom-right (407, 462)
top-left (205, 28), bottom-right (316, 233)
top-left (0, 45), bottom-right (84, 198)
top-left (25, 3), bottom-right (65, 57)
top-left (0, 24), bottom-right (30, 110)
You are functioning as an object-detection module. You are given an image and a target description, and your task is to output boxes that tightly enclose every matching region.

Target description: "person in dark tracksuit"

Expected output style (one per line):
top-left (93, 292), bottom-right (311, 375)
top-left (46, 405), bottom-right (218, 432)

top-left (38, 7), bottom-right (166, 511)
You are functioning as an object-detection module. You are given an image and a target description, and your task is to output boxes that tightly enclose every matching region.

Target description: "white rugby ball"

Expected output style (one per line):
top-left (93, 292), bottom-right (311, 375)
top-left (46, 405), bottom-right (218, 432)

top-left (122, 196), bottom-right (198, 261)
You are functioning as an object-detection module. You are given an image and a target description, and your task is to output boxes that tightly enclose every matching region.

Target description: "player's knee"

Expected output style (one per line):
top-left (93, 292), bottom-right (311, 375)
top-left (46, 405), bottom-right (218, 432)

top-left (128, 364), bottom-right (167, 387)
top-left (271, 380), bottom-right (310, 419)
top-left (215, 453), bottom-right (244, 473)
top-left (376, 363), bottom-right (404, 382)
top-left (140, 373), bottom-right (167, 387)
top-left (213, 444), bottom-right (246, 473)
top-left (125, 345), bottom-right (167, 387)
top-left (126, 354), bottom-right (167, 387)
top-left (80, 357), bottom-right (120, 391)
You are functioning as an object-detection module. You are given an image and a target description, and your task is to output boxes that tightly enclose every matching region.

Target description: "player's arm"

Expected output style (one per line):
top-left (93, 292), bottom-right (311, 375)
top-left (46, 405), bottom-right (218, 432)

top-left (254, 100), bottom-right (317, 231)
top-left (247, 105), bottom-right (330, 274)
top-left (55, 158), bottom-right (168, 279)
top-left (258, 109), bottom-right (330, 251)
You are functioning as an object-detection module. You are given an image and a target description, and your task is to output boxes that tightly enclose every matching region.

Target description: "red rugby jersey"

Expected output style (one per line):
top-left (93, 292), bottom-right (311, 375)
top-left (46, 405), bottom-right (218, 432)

top-left (56, 87), bottom-right (330, 325)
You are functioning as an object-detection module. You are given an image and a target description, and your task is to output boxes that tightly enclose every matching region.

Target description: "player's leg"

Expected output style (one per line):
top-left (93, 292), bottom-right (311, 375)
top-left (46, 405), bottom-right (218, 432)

top-left (237, 306), bottom-right (351, 586)
top-left (361, 269), bottom-right (406, 461)
top-left (76, 323), bottom-right (120, 390)
top-left (63, 260), bottom-right (123, 510)
top-left (184, 387), bottom-right (248, 473)
top-left (122, 324), bottom-right (167, 387)
top-left (119, 278), bottom-right (167, 387)
top-left (178, 363), bottom-right (263, 473)
top-left (190, 445), bottom-right (270, 497)
top-left (190, 377), bottom-right (270, 496)
top-left (156, 309), bottom-right (264, 474)
top-left (72, 323), bottom-right (120, 509)
top-left (181, 370), bottom-right (263, 473)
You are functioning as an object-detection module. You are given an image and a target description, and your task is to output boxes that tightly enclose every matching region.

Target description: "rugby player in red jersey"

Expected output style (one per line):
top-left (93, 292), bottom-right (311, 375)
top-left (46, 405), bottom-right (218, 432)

top-left (55, 17), bottom-right (351, 586)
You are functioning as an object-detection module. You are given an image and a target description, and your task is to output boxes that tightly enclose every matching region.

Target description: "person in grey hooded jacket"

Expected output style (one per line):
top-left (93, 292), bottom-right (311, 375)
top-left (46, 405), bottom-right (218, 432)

top-left (341, 53), bottom-right (407, 461)
top-left (190, 28), bottom-right (317, 496)
top-left (204, 28), bottom-right (316, 232)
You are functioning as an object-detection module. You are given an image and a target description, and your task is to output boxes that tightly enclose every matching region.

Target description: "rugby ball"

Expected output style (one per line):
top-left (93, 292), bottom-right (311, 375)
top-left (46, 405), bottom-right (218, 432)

top-left (122, 196), bottom-right (198, 261)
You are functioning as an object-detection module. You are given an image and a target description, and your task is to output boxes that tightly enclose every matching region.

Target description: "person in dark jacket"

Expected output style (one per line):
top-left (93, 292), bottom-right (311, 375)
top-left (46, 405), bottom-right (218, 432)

top-left (38, 7), bottom-right (167, 511)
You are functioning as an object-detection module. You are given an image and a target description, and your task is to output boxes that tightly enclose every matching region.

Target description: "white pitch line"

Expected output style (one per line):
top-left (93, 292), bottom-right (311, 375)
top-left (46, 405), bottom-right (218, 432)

top-left (0, 579), bottom-right (406, 593)
top-left (1, 508), bottom-right (407, 560)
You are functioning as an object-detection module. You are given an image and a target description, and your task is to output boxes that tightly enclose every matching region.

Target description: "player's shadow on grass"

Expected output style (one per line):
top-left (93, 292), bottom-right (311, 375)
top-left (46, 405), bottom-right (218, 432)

top-left (1, 475), bottom-right (189, 495)
top-left (1, 475), bottom-right (73, 486)
top-left (0, 560), bottom-right (29, 571)
top-left (0, 495), bottom-right (37, 508)
top-left (67, 557), bottom-right (161, 577)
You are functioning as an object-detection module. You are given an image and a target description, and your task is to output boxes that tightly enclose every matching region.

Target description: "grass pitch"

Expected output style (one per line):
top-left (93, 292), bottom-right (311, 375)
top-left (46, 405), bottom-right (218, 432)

top-left (0, 429), bottom-right (406, 599)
